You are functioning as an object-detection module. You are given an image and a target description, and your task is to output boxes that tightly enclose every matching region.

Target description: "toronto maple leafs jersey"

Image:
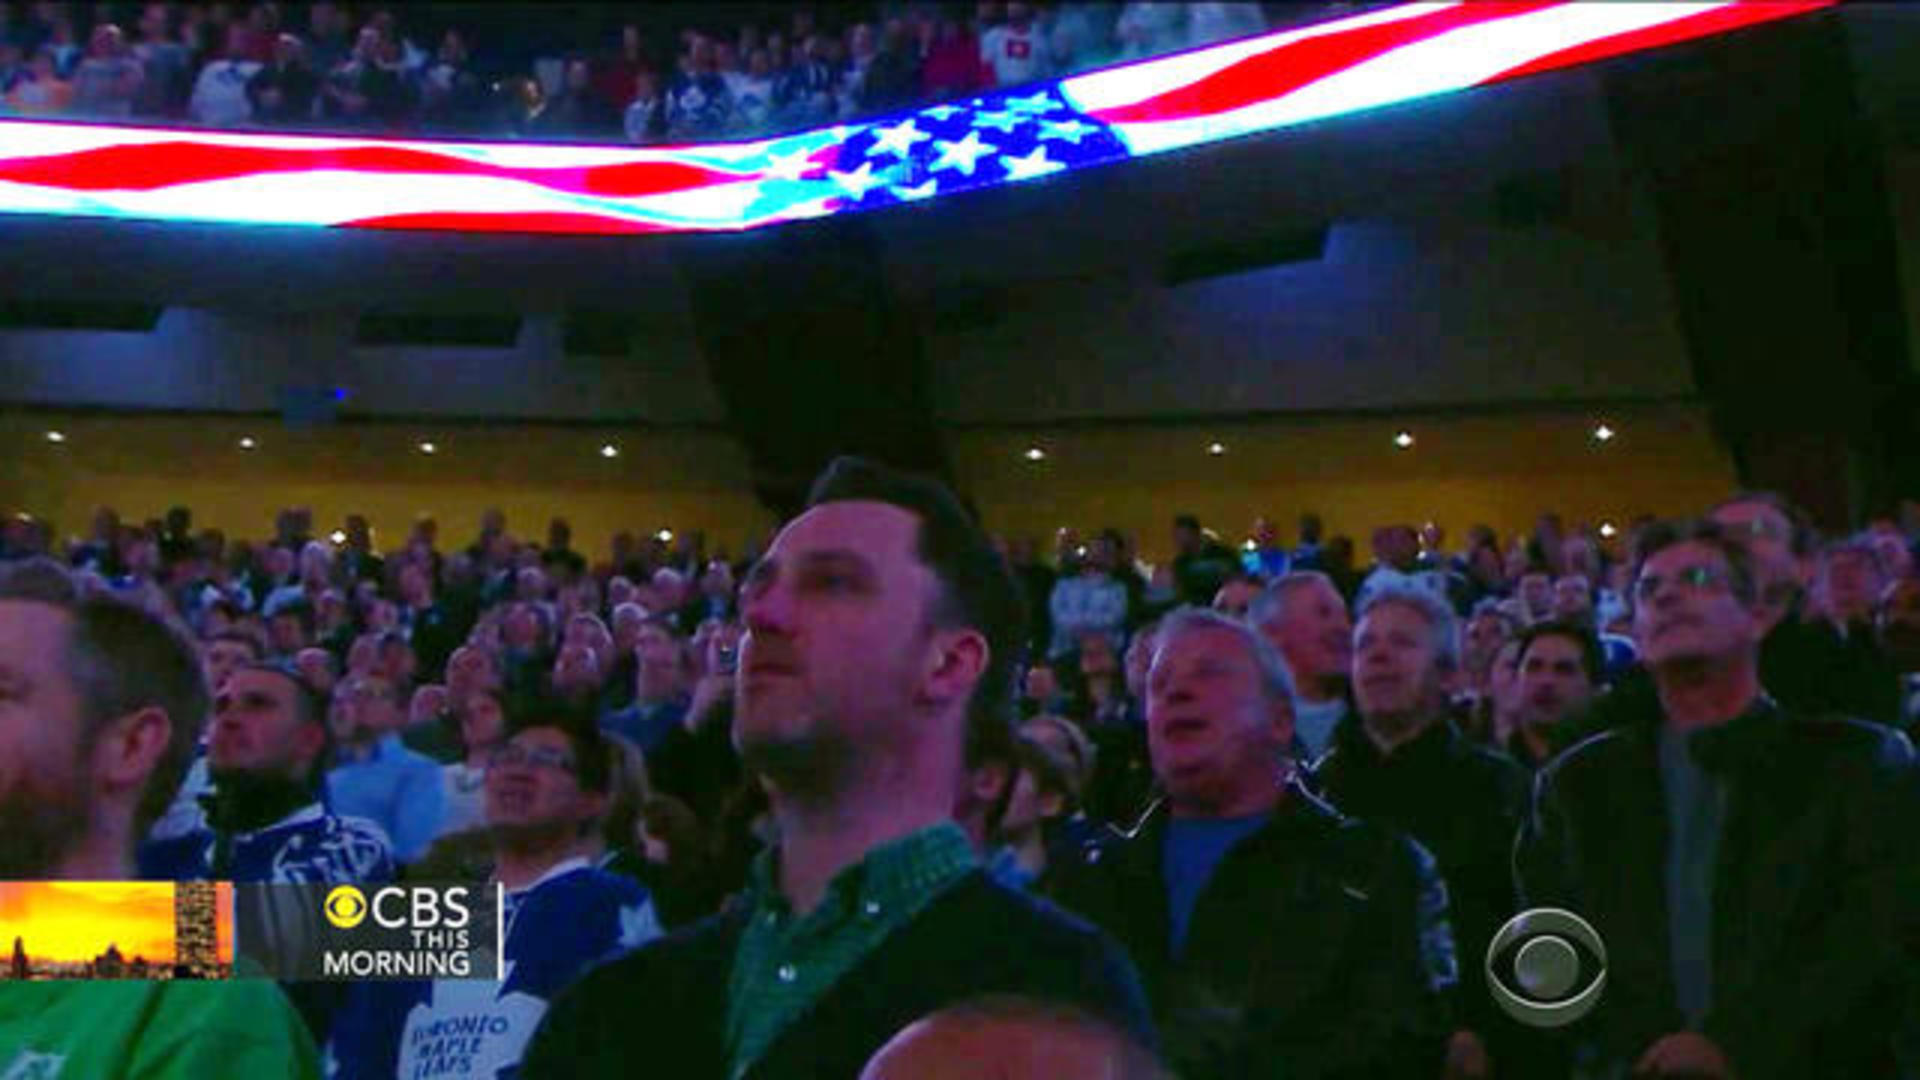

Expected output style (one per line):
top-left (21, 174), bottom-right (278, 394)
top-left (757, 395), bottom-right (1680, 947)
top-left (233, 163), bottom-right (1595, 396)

top-left (137, 802), bottom-right (397, 885)
top-left (325, 859), bottom-right (661, 1080)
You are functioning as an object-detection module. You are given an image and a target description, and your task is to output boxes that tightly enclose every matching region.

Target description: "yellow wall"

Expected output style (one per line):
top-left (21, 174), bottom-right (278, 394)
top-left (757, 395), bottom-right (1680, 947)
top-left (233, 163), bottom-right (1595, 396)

top-left (1, 414), bottom-right (776, 558)
top-left (951, 403), bottom-right (1739, 562)
top-left (3, 403), bottom-right (1738, 566)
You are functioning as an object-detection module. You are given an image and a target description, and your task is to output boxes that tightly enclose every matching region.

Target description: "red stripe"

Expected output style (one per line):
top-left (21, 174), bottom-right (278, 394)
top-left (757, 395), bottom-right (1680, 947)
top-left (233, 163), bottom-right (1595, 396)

top-left (0, 141), bottom-right (739, 197)
top-left (1480, 1), bottom-right (1837, 85)
top-left (1088, 2), bottom-right (1566, 126)
top-left (339, 211), bottom-right (676, 234)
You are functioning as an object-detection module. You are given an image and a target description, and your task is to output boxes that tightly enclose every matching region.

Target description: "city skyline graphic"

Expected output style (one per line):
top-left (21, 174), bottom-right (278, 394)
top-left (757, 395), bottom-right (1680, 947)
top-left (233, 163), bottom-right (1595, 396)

top-left (0, 883), bottom-right (233, 978)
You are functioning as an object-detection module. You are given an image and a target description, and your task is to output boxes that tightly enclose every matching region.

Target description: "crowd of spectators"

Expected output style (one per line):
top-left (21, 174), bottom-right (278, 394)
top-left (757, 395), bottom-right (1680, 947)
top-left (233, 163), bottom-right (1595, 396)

top-left (0, 2), bottom-right (1386, 143)
top-left (3, 464), bottom-right (1918, 1078)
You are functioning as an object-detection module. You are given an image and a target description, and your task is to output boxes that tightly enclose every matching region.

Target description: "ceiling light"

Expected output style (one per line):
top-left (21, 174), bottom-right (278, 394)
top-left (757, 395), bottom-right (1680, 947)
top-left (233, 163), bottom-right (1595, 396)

top-left (1207, 442), bottom-right (1226, 456)
top-left (44, 430), bottom-right (65, 443)
top-left (1593, 423), bottom-right (1616, 443)
top-left (238, 436), bottom-right (257, 450)
top-left (656, 529), bottom-right (674, 543)
top-left (600, 443), bottom-right (619, 459)
top-left (1242, 539), bottom-right (1257, 551)
top-left (1024, 447), bottom-right (1046, 462)
top-left (418, 441), bottom-right (437, 455)
top-left (1598, 521), bottom-right (1618, 539)
top-left (329, 529), bottom-right (347, 545)
top-left (1393, 430), bottom-right (1414, 449)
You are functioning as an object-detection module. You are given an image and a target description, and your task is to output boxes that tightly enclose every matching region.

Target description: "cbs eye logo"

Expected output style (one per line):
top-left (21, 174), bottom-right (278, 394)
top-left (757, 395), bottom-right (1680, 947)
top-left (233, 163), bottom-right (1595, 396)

top-left (1484, 908), bottom-right (1607, 1028)
top-left (323, 885), bottom-right (369, 930)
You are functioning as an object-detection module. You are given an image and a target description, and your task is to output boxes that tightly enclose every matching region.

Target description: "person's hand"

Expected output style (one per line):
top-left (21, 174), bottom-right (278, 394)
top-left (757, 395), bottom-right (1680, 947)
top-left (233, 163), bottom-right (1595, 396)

top-left (1443, 1029), bottom-right (1490, 1079)
top-left (1634, 1033), bottom-right (1733, 1078)
top-left (686, 673), bottom-right (733, 732)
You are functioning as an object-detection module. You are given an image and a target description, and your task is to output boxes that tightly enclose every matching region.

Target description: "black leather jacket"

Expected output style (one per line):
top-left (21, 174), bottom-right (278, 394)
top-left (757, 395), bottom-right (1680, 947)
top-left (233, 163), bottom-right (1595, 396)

top-left (1048, 782), bottom-right (1457, 1080)
top-left (1516, 696), bottom-right (1920, 1079)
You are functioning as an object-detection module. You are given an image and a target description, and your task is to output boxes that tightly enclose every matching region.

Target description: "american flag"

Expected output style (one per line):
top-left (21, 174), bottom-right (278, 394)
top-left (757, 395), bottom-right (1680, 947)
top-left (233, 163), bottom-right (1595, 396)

top-left (0, 1), bottom-right (1835, 236)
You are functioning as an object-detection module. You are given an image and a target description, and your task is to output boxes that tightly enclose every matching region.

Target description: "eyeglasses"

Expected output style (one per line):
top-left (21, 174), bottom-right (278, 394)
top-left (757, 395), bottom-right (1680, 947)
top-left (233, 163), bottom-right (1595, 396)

top-left (1633, 564), bottom-right (1731, 602)
top-left (486, 744), bottom-right (577, 774)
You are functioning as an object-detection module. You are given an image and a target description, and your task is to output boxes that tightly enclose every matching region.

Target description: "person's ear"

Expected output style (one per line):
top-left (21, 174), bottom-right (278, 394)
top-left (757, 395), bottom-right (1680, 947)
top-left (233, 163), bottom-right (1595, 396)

top-left (969, 762), bottom-right (1010, 804)
top-left (90, 705), bottom-right (172, 804)
top-left (922, 627), bottom-right (988, 710)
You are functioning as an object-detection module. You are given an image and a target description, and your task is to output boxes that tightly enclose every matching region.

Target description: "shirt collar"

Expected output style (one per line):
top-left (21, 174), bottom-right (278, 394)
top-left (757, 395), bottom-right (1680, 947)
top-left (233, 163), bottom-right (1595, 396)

top-left (501, 856), bottom-right (591, 897)
top-left (747, 821), bottom-right (978, 918)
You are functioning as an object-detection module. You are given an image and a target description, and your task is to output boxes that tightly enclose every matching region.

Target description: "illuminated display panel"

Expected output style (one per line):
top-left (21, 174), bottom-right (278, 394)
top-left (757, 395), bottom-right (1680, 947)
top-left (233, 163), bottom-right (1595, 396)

top-left (0, 2), bottom-right (1834, 236)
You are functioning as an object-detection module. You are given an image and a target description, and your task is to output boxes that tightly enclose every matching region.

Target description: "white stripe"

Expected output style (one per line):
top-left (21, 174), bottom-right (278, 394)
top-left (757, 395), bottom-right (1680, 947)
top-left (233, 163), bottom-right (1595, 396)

top-left (0, 119), bottom-right (839, 174)
top-left (0, 170), bottom-right (837, 230)
top-left (1060, 2), bottom-right (1461, 114)
top-left (1107, 2), bottom-right (1738, 156)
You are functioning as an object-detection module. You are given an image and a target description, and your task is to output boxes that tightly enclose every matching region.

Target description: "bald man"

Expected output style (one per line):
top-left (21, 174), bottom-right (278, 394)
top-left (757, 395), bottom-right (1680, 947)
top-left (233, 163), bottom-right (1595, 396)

top-left (860, 997), bottom-right (1170, 1080)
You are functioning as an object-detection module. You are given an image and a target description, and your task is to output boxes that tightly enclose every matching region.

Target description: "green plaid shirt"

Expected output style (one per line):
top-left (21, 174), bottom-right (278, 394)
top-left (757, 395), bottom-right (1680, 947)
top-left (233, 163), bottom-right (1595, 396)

top-left (723, 822), bottom-right (979, 1079)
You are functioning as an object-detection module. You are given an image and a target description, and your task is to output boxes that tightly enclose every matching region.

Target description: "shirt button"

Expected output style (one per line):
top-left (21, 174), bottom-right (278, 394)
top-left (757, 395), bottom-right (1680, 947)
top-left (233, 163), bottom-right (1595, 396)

top-left (862, 900), bottom-right (881, 917)
top-left (776, 963), bottom-right (798, 984)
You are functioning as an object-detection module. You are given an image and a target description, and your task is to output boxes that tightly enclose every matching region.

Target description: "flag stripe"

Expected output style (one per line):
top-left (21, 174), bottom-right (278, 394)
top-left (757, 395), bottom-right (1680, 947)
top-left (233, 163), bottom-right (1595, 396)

top-left (1480, 0), bottom-right (1833, 84)
top-left (1085, 1), bottom-right (1566, 126)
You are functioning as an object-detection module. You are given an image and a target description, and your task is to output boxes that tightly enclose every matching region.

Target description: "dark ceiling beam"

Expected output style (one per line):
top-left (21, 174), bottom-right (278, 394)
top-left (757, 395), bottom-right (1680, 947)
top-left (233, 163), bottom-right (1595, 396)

top-left (675, 217), bottom-right (955, 522)
top-left (1603, 11), bottom-right (1916, 529)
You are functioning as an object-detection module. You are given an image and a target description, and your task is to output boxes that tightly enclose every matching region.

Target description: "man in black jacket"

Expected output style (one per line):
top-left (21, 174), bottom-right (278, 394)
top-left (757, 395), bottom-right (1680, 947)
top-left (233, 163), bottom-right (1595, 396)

top-left (1309, 585), bottom-right (1530, 1079)
top-left (1516, 518), bottom-right (1920, 1080)
top-left (523, 458), bottom-right (1153, 1080)
top-left (1050, 607), bottom-right (1455, 1080)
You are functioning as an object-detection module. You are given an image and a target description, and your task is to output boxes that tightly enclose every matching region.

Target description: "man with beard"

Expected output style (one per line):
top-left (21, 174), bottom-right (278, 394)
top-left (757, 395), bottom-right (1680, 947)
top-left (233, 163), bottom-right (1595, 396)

top-left (328, 713), bottom-right (660, 1080)
top-left (523, 458), bottom-right (1153, 1080)
top-left (0, 560), bottom-right (321, 1078)
top-left (1517, 519), bottom-right (1920, 1079)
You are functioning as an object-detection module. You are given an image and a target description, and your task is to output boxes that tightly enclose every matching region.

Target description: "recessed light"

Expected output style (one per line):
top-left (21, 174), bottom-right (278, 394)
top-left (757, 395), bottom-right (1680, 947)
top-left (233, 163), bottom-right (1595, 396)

top-left (1599, 521), bottom-right (1618, 538)
top-left (418, 441), bottom-right (437, 455)
top-left (600, 444), bottom-right (619, 459)
top-left (1393, 430), bottom-right (1414, 449)
top-left (1207, 442), bottom-right (1226, 456)
top-left (1593, 423), bottom-right (1616, 443)
top-left (14, 512), bottom-right (33, 522)
top-left (44, 431), bottom-right (65, 443)
top-left (1024, 447), bottom-right (1046, 462)
top-left (238, 436), bottom-right (257, 450)
top-left (1242, 539), bottom-right (1257, 551)
top-left (329, 529), bottom-right (347, 545)
top-left (656, 529), bottom-right (674, 543)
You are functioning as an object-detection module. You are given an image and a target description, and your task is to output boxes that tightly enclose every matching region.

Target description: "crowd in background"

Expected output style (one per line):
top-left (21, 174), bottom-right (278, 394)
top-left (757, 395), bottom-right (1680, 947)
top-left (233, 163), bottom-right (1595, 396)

top-left (3, 473), bottom-right (1918, 1078)
top-left (0, 2), bottom-right (1391, 143)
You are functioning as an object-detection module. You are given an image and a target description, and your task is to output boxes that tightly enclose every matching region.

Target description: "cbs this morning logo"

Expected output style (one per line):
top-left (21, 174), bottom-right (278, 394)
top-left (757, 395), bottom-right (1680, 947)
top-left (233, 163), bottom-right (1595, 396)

top-left (314, 884), bottom-right (493, 980)
top-left (1484, 908), bottom-right (1607, 1028)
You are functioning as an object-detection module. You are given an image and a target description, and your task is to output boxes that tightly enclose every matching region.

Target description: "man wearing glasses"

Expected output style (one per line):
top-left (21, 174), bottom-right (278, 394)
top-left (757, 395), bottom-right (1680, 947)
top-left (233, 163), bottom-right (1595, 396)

top-left (1516, 519), bottom-right (1919, 1079)
top-left (328, 712), bottom-right (661, 1080)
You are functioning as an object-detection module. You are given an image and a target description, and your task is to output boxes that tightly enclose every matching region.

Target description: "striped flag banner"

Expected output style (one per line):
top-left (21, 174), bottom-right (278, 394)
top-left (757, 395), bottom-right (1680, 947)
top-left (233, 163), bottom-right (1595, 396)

top-left (0, 1), bottom-right (1835, 236)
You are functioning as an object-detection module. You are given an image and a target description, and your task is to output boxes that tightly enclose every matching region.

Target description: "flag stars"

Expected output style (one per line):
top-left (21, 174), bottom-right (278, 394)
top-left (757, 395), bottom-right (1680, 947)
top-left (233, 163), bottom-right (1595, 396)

top-left (829, 162), bottom-right (886, 199)
top-left (1039, 118), bottom-right (1099, 144)
top-left (1006, 91), bottom-right (1060, 115)
top-left (867, 119), bottom-right (931, 159)
top-left (931, 130), bottom-right (995, 176)
top-left (972, 109), bottom-right (1025, 134)
top-left (1002, 146), bottom-right (1064, 181)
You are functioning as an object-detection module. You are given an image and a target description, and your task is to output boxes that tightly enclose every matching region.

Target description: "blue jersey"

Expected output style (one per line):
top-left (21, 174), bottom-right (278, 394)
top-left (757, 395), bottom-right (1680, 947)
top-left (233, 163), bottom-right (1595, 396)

top-left (326, 861), bottom-right (661, 1080)
top-left (138, 802), bottom-right (396, 884)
